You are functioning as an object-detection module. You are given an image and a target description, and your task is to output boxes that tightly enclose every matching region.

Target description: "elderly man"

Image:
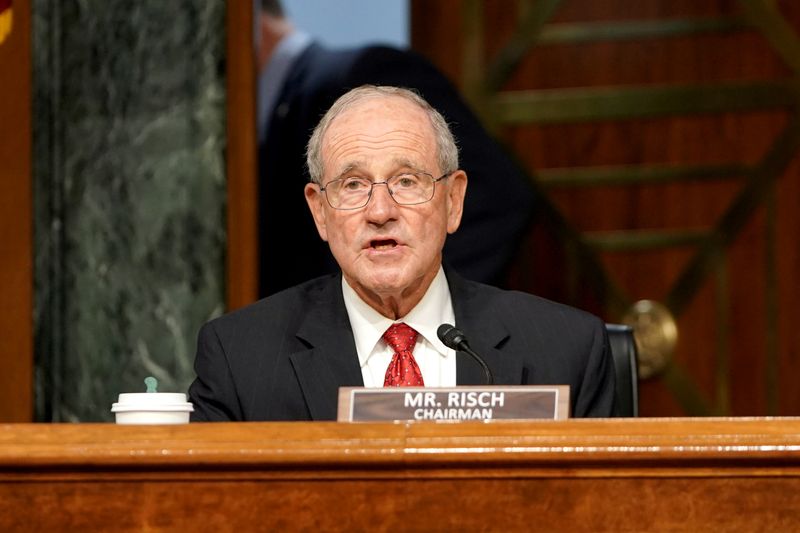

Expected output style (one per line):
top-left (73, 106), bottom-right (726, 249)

top-left (188, 86), bottom-right (615, 420)
top-left (256, 0), bottom-right (534, 295)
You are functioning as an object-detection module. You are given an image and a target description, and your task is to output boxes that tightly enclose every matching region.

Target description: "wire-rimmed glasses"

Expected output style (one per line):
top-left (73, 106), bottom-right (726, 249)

top-left (319, 172), bottom-right (450, 210)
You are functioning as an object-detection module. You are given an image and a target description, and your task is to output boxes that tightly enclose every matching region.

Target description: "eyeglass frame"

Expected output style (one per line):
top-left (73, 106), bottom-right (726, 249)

top-left (318, 171), bottom-right (452, 210)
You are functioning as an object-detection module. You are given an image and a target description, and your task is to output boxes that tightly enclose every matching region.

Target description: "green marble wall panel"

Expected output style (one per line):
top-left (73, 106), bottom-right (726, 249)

top-left (33, 1), bottom-right (226, 421)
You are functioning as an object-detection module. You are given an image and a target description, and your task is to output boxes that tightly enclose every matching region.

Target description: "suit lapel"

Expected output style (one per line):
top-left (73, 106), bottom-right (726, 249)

top-left (287, 270), bottom-right (526, 419)
top-left (448, 269), bottom-right (525, 385)
top-left (289, 276), bottom-right (364, 420)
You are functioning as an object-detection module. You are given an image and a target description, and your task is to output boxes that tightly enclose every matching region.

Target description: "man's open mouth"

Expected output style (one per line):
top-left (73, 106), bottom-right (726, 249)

top-left (370, 239), bottom-right (398, 250)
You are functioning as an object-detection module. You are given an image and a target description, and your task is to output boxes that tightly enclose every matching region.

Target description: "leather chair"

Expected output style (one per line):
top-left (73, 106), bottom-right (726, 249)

top-left (605, 324), bottom-right (639, 417)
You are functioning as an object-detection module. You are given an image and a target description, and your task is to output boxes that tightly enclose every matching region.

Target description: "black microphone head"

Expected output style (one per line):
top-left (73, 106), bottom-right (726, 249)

top-left (438, 323), bottom-right (493, 384)
top-left (437, 323), bottom-right (468, 350)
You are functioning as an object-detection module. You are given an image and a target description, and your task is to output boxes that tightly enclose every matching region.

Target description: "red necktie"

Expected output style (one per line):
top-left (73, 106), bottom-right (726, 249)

top-left (383, 323), bottom-right (424, 387)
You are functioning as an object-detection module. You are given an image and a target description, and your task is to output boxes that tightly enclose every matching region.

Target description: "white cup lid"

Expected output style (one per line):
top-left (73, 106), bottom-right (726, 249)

top-left (111, 392), bottom-right (194, 413)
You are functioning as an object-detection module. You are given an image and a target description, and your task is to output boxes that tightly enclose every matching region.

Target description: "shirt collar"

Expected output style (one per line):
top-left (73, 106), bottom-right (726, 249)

top-left (342, 267), bottom-right (455, 368)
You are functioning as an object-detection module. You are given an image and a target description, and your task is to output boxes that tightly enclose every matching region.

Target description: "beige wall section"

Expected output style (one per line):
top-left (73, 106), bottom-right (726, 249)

top-left (0, 0), bottom-right (33, 421)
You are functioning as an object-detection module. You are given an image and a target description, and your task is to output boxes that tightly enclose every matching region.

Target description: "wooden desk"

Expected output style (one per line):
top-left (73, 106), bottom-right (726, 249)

top-left (1, 418), bottom-right (799, 531)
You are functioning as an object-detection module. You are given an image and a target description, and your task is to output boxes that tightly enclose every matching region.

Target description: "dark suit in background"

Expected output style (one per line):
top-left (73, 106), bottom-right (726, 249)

top-left (259, 43), bottom-right (535, 296)
top-left (189, 269), bottom-right (616, 420)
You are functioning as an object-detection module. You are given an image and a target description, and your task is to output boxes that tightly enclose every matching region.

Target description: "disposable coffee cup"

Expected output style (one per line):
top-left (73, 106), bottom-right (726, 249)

top-left (111, 392), bottom-right (194, 424)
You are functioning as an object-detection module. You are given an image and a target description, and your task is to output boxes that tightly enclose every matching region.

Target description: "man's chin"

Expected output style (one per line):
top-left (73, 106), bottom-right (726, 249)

top-left (365, 273), bottom-right (407, 294)
top-left (353, 265), bottom-right (412, 293)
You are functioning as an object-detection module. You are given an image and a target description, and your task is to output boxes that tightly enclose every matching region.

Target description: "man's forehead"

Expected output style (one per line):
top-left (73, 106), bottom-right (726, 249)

top-left (323, 136), bottom-right (435, 176)
top-left (331, 157), bottom-right (426, 177)
top-left (321, 97), bottom-right (437, 173)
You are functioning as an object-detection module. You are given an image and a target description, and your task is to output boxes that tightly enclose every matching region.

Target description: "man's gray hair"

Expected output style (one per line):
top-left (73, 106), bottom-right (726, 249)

top-left (306, 85), bottom-right (459, 184)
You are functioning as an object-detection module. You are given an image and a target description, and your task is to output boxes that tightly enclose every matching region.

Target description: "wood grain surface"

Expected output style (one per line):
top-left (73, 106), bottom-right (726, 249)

top-left (0, 0), bottom-right (32, 422)
top-left (1, 419), bottom-right (799, 531)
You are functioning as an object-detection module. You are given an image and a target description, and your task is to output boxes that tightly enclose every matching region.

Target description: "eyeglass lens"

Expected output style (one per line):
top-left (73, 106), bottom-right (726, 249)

top-left (327, 173), bottom-right (435, 209)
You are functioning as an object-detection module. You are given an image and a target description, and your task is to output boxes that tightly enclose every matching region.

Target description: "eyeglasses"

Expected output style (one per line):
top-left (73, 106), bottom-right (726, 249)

top-left (319, 172), bottom-right (450, 210)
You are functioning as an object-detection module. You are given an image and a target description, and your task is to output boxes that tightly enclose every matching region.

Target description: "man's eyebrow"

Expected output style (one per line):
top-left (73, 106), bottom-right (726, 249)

top-left (392, 158), bottom-right (425, 173)
top-left (332, 163), bottom-right (364, 178)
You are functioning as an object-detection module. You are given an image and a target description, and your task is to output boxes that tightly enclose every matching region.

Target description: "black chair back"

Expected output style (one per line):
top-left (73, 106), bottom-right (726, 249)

top-left (606, 324), bottom-right (639, 417)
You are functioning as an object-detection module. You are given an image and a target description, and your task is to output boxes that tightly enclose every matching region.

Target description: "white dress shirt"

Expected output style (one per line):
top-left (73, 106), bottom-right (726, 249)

top-left (342, 267), bottom-right (457, 387)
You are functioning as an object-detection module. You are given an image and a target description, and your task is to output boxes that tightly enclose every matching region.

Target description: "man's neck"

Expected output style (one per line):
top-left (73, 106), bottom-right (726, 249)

top-left (344, 266), bottom-right (441, 320)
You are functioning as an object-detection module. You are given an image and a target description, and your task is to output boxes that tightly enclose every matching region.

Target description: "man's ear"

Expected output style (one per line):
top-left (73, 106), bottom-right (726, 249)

top-left (304, 182), bottom-right (329, 242)
top-left (445, 170), bottom-right (468, 234)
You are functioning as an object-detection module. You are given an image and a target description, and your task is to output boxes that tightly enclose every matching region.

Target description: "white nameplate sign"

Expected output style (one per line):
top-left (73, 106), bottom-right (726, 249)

top-left (337, 386), bottom-right (569, 422)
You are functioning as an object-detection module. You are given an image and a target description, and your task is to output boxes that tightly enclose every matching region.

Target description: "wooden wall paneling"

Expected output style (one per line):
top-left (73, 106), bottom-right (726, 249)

top-left (225, 0), bottom-right (258, 311)
top-left (0, 0), bottom-right (33, 422)
top-left (777, 157), bottom-right (800, 413)
top-left (411, 0), bottom-right (800, 416)
top-left (410, 0), bottom-right (465, 87)
top-left (763, 190), bottom-right (778, 415)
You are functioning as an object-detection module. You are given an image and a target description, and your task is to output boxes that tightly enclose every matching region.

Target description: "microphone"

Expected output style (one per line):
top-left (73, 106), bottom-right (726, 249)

top-left (437, 324), bottom-right (494, 385)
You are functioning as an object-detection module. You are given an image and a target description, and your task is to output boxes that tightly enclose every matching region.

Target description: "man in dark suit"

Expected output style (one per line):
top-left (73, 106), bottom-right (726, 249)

top-left (257, 0), bottom-right (535, 296)
top-left (189, 85), bottom-right (615, 420)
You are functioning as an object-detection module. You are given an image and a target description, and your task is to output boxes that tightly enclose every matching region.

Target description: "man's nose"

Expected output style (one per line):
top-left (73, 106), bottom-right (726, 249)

top-left (365, 182), bottom-right (398, 221)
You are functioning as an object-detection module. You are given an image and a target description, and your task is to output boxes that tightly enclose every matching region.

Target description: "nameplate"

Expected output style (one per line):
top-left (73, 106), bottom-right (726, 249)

top-left (337, 386), bottom-right (569, 422)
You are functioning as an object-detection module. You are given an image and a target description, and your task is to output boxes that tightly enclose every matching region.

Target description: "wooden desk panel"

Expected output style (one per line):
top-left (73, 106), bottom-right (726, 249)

top-left (1, 418), bottom-right (799, 531)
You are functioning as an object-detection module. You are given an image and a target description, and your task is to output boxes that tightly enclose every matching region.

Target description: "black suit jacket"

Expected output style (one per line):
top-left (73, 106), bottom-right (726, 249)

top-left (188, 270), bottom-right (616, 420)
top-left (259, 43), bottom-right (535, 295)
